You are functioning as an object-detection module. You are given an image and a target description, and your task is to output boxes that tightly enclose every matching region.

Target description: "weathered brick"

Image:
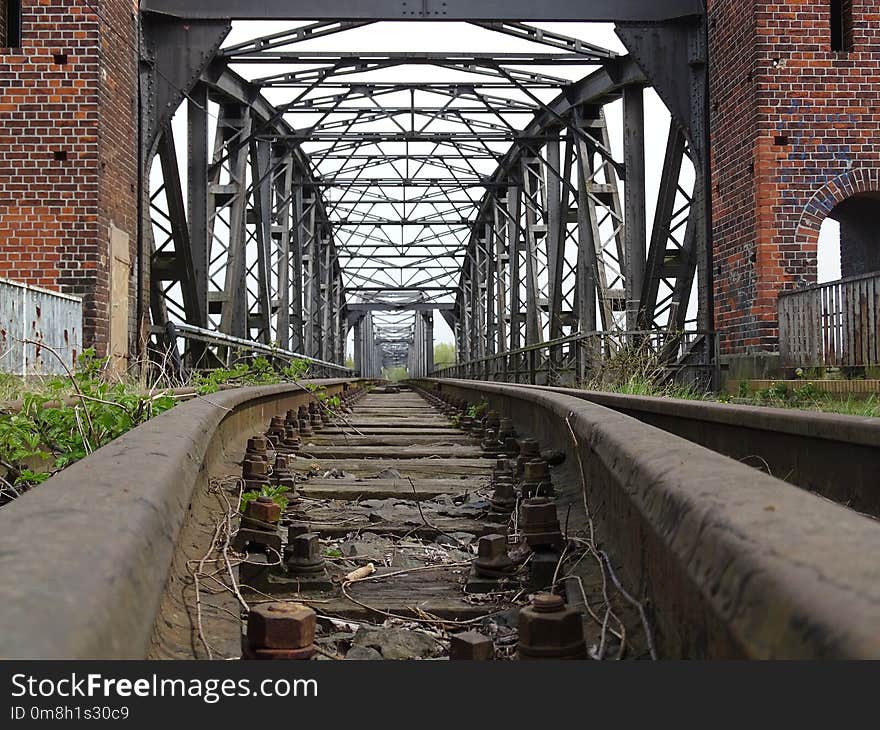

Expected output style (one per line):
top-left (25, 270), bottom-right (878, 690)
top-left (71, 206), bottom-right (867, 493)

top-left (0, 0), bottom-right (138, 359)
top-left (709, 0), bottom-right (880, 355)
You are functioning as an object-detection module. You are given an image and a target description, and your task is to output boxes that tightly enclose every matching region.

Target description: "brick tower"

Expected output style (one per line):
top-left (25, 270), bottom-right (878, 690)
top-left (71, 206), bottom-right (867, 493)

top-left (0, 0), bottom-right (139, 365)
top-left (708, 0), bottom-right (880, 375)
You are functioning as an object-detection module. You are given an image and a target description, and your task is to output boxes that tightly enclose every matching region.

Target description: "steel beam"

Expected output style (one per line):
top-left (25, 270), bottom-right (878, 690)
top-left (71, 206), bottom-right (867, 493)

top-left (186, 85), bottom-right (210, 330)
top-left (623, 84), bottom-right (647, 333)
top-left (141, 1), bottom-right (704, 22)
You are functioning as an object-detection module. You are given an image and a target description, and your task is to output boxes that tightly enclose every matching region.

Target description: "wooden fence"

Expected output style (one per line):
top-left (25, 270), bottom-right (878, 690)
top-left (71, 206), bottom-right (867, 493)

top-left (778, 272), bottom-right (880, 367)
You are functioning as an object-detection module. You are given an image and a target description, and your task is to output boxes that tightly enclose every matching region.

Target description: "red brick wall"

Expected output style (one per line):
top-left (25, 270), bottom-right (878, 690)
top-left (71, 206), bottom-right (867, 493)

top-left (0, 0), bottom-right (138, 358)
top-left (96, 0), bottom-right (139, 355)
top-left (709, 0), bottom-right (880, 355)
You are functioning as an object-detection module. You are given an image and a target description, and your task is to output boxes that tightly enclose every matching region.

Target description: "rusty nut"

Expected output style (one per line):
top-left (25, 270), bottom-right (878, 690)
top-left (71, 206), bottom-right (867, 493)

top-left (449, 631), bottom-right (494, 661)
top-left (518, 593), bottom-right (586, 660)
top-left (246, 496), bottom-right (282, 524)
top-left (247, 602), bottom-right (316, 650)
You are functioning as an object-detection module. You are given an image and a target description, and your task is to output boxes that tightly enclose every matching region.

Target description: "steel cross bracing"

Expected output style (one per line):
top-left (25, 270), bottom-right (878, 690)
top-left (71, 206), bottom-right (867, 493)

top-left (141, 8), bottom-right (710, 381)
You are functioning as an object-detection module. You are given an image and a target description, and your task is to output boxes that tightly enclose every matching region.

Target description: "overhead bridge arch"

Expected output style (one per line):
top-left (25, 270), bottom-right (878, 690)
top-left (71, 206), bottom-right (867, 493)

top-left (139, 2), bottom-right (712, 384)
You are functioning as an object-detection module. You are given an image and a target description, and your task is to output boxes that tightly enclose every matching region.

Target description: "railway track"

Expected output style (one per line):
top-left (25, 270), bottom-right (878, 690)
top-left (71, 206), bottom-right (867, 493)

top-left (190, 384), bottom-right (615, 661)
top-left (2, 378), bottom-right (879, 660)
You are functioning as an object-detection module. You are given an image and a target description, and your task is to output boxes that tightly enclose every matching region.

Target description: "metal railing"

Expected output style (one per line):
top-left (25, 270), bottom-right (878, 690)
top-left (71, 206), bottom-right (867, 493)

top-left (779, 272), bottom-right (880, 368)
top-left (434, 330), bottom-right (715, 386)
top-left (150, 322), bottom-right (355, 379)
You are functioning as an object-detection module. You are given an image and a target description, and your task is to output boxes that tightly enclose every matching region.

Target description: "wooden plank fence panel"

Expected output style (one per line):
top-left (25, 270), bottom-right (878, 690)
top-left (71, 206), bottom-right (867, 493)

top-left (779, 272), bottom-right (880, 368)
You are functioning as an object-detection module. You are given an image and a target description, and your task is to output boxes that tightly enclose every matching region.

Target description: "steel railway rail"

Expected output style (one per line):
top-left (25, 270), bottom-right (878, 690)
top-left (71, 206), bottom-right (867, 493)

top-left (0, 379), bottom-right (878, 660)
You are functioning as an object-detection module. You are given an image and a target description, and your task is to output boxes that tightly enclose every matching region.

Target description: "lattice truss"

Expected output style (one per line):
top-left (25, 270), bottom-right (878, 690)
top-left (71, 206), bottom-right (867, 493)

top-left (147, 19), bottom-right (700, 369)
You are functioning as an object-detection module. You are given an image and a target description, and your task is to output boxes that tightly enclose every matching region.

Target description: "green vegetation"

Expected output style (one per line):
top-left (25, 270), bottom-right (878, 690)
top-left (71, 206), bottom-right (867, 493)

top-left (240, 484), bottom-right (288, 514)
top-left (305, 381), bottom-right (341, 409)
top-left (0, 351), bottom-right (317, 502)
top-left (383, 366), bottom-right (409, 382)
top-left (583, 340), bottom-right (705, 401)
top-left (433, 342), bottom-right (456, 370)
top-left (0, 349), bottom-right (177, 496)
top-left (747, 381), bottom-right (880, 418)
top-left (580, 340), bottom-right (879, 417)
top-left (589, 376), bottom-right (879, 417)
top-left (191, 356), bottom-right (308, 394)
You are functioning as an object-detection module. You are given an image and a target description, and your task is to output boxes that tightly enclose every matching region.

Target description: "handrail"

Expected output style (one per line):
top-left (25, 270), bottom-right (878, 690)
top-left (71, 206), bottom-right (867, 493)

top-left (778, 270), bottom-right (880, 297)
top-left (434, 330), bottom-right (714, 377)
top-left (163, 322), bottom-right (355, 375)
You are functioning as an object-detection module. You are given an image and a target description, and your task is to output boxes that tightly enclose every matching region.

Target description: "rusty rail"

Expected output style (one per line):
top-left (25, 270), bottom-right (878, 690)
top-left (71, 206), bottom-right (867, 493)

top-left (778, 272), bottom-right (880, 368)
top-left (3, 376), bottom-right (880, 659)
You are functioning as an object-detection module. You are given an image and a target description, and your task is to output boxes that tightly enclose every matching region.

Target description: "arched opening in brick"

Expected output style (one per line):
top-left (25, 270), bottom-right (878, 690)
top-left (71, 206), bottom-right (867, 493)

top-left (816, 192), bottom-right (880, 283)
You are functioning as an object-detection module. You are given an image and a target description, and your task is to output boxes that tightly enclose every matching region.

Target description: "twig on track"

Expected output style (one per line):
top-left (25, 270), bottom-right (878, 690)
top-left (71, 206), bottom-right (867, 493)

top-left (406, 476), bottom-right (466, 547)
top-left (340, 562), bottom-right (506, 629)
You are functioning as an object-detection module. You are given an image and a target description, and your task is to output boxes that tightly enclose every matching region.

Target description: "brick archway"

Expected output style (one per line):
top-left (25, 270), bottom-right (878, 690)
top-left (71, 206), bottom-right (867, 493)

top-left (796, 167), bottom-right (880, 247)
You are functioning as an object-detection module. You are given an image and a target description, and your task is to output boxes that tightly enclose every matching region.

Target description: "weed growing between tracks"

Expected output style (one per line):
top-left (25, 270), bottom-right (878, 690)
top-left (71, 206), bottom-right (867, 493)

top-left (0, 352), bottom-right (330, 506)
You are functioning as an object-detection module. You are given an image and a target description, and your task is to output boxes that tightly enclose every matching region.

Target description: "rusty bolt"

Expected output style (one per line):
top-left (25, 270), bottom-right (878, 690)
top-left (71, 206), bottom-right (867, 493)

top-left (243, 458), bottom-right (268, 479)
top-left (521, 497), bottom-right (562, 549)
top-left (518, 438), bottom-right (540, 457)
top-left (274, 455), bottom-right (296, 490)
top-left (245, 435), bottom-right (269, 463)
top-left (246, 496), bottom-right (282, 524)
top-left (516, 438), bottom-right (540, 475)
top-left (282, 425), bottom-right (301, 449)
top-left (498, 417), bottom-right (516, 440)
top-left (485, 410), bottom-right (501, 430)
top-left (494, 457), bottom-right (512, 477)
top-left (449, 631), bottom-right (494, 661)
top-left (474, 534), bottom-right (515, 577)
top-left (517, 593), bottom-right (586, 660)
top-left (285, 532), bottom-right (325, 575)
top-left (481, 428), bottom-right (502, 456)
top-left (524, 458), bottom-right (550, 481)
top-left (287, 521), bottom-right (309, 543)
top-left (265, 416), bottom-right (287, 444)
top-left (247, 602), bottom-right (316, 650)
top-left (522, 458), bottom-right (554, 498)
top-left (490, 477), bottom-right (517, 514)
top-left (243, 459), bottom-right (269, 491)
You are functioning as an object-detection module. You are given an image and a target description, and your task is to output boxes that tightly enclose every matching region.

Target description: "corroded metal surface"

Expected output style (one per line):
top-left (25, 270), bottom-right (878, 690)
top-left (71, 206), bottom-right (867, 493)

top-left (0, 277), bottom-right (82, 376)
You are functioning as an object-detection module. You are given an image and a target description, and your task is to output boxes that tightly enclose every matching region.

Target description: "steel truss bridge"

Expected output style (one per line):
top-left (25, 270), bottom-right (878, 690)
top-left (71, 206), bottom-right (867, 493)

top-left (140, 1), bottom-right (712, 384)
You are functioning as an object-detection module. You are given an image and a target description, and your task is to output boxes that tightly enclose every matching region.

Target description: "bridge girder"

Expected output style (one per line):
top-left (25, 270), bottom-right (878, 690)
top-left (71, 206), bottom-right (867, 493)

top-left (140, 7), bottom-right (711, 382)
